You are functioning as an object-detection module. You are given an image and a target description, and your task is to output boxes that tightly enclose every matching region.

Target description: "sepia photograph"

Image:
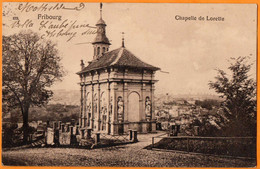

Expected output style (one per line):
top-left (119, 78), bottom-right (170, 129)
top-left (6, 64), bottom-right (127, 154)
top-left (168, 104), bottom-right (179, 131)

top-left (1, 2), bottom-right (257, 167)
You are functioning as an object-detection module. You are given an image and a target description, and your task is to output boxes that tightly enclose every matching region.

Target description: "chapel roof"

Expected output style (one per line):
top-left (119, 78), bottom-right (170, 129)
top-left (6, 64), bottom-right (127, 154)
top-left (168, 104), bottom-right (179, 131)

top-left (96, 18), bottom-right (106, 25)
top-left (92, 33), bottom-right (110, 45)
top-left (92, 34), bottom-right (110, 45)
top-left (77, 47), bottom-right (160, 74)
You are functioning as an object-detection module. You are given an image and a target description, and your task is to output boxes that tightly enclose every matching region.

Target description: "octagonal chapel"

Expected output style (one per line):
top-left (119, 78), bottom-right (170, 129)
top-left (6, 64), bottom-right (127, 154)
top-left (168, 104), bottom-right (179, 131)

top-left (77, 4), bottom-right (160, 135)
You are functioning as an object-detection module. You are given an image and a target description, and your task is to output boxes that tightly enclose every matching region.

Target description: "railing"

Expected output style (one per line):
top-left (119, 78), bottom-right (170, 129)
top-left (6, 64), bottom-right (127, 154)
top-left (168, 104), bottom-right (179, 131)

top-left (152, 132), bottom-right (168, 148)
top-left (100, 133), bottom-right (129, 143)
top-left (151, 134), bottom-right (256, 158)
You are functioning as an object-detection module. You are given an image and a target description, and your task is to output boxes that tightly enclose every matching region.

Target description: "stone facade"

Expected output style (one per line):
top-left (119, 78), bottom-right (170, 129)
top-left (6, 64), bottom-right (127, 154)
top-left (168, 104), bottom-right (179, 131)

top-left (78, 68), bottom-right (158, 135)
top-left (77, 5), bottom-right (160, 135)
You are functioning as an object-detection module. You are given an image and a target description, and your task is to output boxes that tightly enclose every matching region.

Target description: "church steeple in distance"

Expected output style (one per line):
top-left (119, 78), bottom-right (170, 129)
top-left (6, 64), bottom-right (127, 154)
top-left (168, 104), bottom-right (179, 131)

top-left (92, 3), bottom-right (111, 60)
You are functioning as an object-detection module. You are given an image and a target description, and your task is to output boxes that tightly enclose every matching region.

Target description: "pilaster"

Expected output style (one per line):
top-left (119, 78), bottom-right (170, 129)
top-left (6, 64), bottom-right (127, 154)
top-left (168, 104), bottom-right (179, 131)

top-left (79, 85), bottom-right (83, 128)
top-left (82, 85), bottom-right (86, 127)
top-left (141, 71), bottom-right (146, 121)
top-left (123, 82), bottom-right (128, 122)
top-left (90, 81), bottom-right (94, 129)
top-left (123, 69), bottom-right (128, 122)
top-left (97, 80), bottom-right (101, 131)
top-left (151, 72), bottom-right (156, 121)
top-left (111, 82), bottom-right (117, 135)
top-left (106, 81), bottom-right (110, 134)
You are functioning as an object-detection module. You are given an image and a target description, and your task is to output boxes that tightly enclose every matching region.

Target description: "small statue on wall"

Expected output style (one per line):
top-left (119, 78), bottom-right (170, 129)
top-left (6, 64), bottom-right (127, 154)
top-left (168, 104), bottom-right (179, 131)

top-left (86, 102), bottom-right (91, 115)
top-left (145, 97), bottom-right (152, 121)
top-left (100, 107), bottom-right (107, 131)
top-left (93, 94), bottom-right (98, 119)
top-left (86, 102), bottom-right (91, 126)
top-left (102, 106), bottom-right (107, 115)
top-left (117, 96), bottom-right (124, 123)
top-left (100, 93), bottom-right (107, 115)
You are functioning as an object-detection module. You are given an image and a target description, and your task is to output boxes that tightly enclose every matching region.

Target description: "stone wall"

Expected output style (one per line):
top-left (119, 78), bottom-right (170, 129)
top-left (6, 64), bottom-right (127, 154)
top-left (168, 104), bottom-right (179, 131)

top-left (46, 121), bottom-right (79, 146)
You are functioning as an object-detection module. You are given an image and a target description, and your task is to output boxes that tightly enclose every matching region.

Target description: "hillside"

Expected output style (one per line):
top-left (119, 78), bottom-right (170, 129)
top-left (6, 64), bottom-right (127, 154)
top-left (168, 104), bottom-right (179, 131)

top-left (49, 89), bottom-right (80, 105)
top-left (3, 104), bottom-right (80, 123)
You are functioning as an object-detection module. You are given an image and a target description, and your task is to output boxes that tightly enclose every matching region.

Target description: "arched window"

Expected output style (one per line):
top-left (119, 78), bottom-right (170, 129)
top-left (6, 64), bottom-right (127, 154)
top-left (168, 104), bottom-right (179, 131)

top-left (94, 47), bottom-right (96, 56)
top-left (97, 47), bottom-right (100, 55)
top-left (102, 47), bottom-right (106, 54)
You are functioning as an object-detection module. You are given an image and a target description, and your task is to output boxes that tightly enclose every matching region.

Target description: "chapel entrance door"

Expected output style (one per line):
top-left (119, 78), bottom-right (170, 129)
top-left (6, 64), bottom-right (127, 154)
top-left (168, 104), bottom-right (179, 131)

top-left (128, 92), bottom-right (140, 131)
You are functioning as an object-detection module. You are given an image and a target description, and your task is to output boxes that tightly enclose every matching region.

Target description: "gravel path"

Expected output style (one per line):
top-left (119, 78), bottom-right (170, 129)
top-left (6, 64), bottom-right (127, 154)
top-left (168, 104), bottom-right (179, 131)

top-left (2, 132), bottom-right (256, 167)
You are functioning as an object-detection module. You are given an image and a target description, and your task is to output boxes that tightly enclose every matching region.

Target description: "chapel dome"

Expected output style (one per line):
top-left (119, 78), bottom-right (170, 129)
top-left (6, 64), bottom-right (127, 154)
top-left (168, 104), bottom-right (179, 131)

top-left (96, 18), bottom-right (106, 25)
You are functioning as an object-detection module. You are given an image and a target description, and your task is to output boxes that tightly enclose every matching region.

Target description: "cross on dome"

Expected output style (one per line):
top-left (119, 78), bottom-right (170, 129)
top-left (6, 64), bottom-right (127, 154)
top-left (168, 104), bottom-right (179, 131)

top-left (121, 32), bottom-right (125, 48)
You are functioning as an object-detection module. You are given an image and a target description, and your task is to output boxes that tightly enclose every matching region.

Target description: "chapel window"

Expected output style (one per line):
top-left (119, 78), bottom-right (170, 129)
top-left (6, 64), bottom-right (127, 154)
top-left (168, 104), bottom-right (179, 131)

top-left (97, 47), bottom-right (100, 55)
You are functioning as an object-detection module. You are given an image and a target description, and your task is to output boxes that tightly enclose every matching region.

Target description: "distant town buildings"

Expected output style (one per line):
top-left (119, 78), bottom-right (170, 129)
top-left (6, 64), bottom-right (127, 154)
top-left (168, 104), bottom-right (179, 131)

top-left (155, 94), bottom-right (222, 132)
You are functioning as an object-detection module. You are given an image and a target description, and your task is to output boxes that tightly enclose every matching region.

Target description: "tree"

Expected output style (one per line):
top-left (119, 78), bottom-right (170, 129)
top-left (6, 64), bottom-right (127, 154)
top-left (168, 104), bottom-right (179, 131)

top-left (209, 56), bottom-right (256, 136)
top-left (195, 99), bottom-right (220, 110)
top-left (2, 30), bottom-right (64, 143)
top-left (185, 116), bottom-right (221, 137)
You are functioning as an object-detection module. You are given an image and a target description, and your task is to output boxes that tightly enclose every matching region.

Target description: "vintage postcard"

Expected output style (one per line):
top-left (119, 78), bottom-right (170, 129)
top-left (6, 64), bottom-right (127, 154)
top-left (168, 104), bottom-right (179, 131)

top-left (1, 2), bottom-right (257, 167)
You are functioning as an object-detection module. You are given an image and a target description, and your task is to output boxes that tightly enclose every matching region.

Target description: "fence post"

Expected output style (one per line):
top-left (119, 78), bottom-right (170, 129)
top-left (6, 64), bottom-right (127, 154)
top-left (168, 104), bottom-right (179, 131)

top-left (80, 129), bottom-right (85, 139)
top-left (87, 128), bottom-right (92, 139)
top-left (76, 125), bottom-right (80, 135)
top-left (187, 138), bottom-right (189, 153)
top-left (95, 133), bottom-right (100, 144)
top-left (58, 121), bottom-right (62, 130)
top-left (133, 130), bottom-right (138, 142)
top-left (65, 124), bottom-right (69, 132)
top-left (61, 124), bottom-right (65, 132)
top-left (194, 126), bottom-right (199, 136)
top-left (29, 134), bottom-right (32, 143)
top-left (152, 137), bottom-right (154, 149)
top-left (129, 129), bottom-right (133, 140)
top-left (53, 122), bottom-right (57, 130)
top-left (69, 126), bottom-right (73, 135)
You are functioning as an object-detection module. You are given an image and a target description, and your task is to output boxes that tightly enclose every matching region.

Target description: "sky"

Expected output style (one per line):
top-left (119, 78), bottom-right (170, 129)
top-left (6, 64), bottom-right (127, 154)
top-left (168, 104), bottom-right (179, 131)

top-left (2, 3), bottom-right (257, 95)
